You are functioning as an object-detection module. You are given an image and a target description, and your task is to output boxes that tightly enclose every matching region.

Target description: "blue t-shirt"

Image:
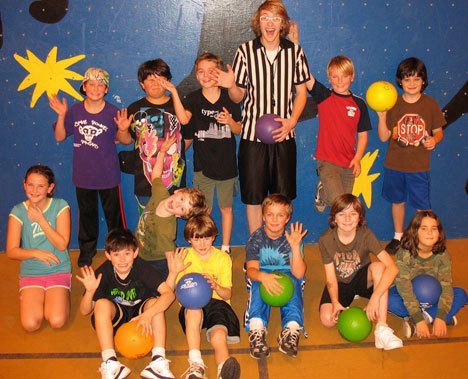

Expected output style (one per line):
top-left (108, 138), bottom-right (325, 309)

top-left (9, 198), bottom-right (71, 277)
top-left (245, 227), bottom-right (304, 272)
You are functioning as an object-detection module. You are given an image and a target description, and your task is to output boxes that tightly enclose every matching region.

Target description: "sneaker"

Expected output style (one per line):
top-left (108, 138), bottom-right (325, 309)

top-left (217, 357), bottom-right (241, 379)
top-left (141, 355), bottom-right (175, 379)
top-left (374, 324), bottom-right (403, 350)
top-left (402, 317), bottom-right (416, 338)
top-left (314, 181), bottom-right (327, 213)
top-left (447, 316), bottom-right (458, 326)
top-left (248, 328), bottom-right (270, 359)
top-left (99, 359), bottom-right (131, 379)
top-left (182, 360), bottom-right (207, 379)
top-left (277, 327), bottom-right (301, 357)
top-left (385, 239), bottom-right (401, 255)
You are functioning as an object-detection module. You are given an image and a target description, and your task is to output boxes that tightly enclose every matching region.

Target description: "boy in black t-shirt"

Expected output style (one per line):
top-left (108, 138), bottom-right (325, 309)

top-left (77, 228), bottom-right (189, 379)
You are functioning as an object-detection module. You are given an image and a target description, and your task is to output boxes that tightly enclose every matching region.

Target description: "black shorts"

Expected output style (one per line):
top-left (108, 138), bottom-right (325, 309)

top-left (179, 298), bottom-right (240, 344)
top-left (319, 264), bottom-right (373, 308)
top-left (91, 298), bottom-right (151, 334)
top-left (238, 139), bottom-right (297, 205)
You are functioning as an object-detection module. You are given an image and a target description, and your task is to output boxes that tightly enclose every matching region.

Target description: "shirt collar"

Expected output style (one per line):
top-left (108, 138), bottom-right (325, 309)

top-left (253, 36), bottom-right (294, 51)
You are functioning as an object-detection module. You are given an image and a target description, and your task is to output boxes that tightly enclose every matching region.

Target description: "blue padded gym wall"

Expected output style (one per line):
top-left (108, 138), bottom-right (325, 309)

top-left (1, 1), bottom-right (467, 250)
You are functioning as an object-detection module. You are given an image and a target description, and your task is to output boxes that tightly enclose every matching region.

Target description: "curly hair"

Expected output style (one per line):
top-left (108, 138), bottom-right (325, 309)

top-left (178, 188), bottom-right (208, 219)
top-left (400, 211), bottom-right (446, 257)
top-left (328, 194), bottom-right (366, 229)
top-left (251, 1), bottom-right (290, 38)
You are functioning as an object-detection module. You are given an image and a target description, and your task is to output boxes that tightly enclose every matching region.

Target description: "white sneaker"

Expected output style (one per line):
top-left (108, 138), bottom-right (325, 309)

top-left (99, 359), bottom-right (131, 379)
top-left (374, 324), bottom-right (403, 350)
top-left (182, 359), bottom-right (207, 379)
top-left (141, 355), bottom-right (175, 379)
top-left (402, 317), bottom-right (416, 339)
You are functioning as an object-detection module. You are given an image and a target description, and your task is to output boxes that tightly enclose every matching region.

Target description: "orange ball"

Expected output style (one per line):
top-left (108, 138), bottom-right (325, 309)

top-left (366, 81), bottom-right (398, 112)
top-left (114, 320), bottom-right (153, 359)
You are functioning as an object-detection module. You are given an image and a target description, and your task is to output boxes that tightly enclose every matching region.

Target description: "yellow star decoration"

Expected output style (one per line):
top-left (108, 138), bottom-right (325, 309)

top-left (352, 149), bottom-right (381, 208)
top-left (14, 46), bottom-right (86, 108)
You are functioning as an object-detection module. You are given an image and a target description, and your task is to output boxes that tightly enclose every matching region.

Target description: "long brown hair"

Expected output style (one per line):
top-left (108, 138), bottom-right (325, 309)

top-left (328, 194), bottom-right (366, 229)
top-left (400, 211), bottom-right (446, 257)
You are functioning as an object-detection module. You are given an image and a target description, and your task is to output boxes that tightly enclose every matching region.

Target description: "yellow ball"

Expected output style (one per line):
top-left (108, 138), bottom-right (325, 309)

top-left (366, 81), bottom-right (398, 112)
top-left (114, 320), bottom-right (153, 359)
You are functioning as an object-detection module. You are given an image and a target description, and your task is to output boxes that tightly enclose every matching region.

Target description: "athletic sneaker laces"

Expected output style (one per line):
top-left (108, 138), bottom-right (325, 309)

top-left (182, 360), bottom-right (207, 379)
top-left (99, 359), bottom-right (131, 379)
top-left (277, 327), bottom-right (300, 357)
top-left (314, 181), bottom-right (326, 213)
top-left (374, 324), bottom-right (403, 350)
top-left (248, 328), bottom-right (270, 359)
top-left (140, 355), bottom-right (175, 379)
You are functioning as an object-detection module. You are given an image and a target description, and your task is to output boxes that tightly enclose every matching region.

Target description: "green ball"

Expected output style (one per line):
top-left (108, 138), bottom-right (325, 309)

top-left (337, 307), bottom-right (372, 342)
top-left (259, 272), bottom-right (294, 307)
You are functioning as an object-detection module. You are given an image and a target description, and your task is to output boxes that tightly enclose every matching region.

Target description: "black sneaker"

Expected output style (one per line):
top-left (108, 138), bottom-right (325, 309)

top-left (248, 328), bottom-right (270, 359)
top-left (217, 357), bottom-right (240, 379)
top-left (385, 238), bottom-right (401, 255)
top-left (277, 327), bottom-right (300, 357)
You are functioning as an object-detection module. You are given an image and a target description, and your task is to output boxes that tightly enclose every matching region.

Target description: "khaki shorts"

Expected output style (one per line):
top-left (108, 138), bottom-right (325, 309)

top-left (193, 171), bottom-right (237, 208)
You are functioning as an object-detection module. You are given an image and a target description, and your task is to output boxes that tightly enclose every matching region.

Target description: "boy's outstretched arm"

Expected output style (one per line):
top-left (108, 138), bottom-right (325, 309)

top-left (165, 248), bottom-right (192, 291)
top-left (76, 266), bottom-right (102, 315)
top-left (157, 76), bottom-right (192, 125)
top-left (151, 134), bottom-right (177, 181)
top-left (209, 65), bottom-right (245, 103)
top-left (49, 94), bottom-right (68, 142)
top-left (285, 221), bottom-right (307, 278)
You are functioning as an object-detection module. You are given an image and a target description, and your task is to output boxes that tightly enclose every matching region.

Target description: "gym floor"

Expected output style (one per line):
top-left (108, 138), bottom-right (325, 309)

top-left (1, 239), bottom-right (467, 379)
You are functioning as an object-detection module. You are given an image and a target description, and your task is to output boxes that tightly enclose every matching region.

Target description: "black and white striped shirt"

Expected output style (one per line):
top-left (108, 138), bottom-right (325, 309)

top-left (233, 37), bottom-right (310, 142)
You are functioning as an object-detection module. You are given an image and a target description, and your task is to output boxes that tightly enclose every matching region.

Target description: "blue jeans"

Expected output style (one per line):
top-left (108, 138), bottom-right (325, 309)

top-left (244, 271), bottom-right (305, 332)
top-left (388, 286), bottom-right (468, 321)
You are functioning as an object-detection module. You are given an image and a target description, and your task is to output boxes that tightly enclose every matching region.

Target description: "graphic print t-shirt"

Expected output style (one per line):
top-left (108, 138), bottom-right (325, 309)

top-left (319, 227), bottom-right (382, 284)
top-left (93, 257), bottom-right (163, 306)
top-left (127, 97), bottom-right (188, 196)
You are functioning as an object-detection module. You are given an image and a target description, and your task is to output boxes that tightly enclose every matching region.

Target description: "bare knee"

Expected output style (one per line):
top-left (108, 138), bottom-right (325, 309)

top-left (47, 314), bottom-right (68, 329)
top-left (21, 317), bottom-right (42, 333)
top-left (210, 327), bottom-right (227, 345)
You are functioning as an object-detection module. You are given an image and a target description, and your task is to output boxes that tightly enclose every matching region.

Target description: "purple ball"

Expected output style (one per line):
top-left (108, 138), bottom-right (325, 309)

top-left (255, 114), bottom-right (281, 144)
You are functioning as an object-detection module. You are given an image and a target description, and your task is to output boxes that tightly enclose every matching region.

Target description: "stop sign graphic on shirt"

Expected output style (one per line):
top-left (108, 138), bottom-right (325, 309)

top-left (393, 114), bottom-right (427, 147)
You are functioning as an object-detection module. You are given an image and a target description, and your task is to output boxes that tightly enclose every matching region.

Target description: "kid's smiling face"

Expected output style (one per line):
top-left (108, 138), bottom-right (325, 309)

top-left (82, 79), bottom-right (108, 100)
top-left (334, 204), bottom-right (360, 233)
top-left (417, 216), bottom-right (440, 252)
top-left (196, 60), bottom-right (218, 89)
top-left (106, 248), bottom-right (138, 277)
top-left (328, 67), bottom-right (354, 95)
top-left (259, 10), bottom-right (282, 48)
top-left (262, 203), bottom-right (290, 239)
top-left (24, 173), bottom-right (54, 206)
top-left (401, 74), bottom-right (424, 96)
top-left (164, 190), bottom-right (193, 218)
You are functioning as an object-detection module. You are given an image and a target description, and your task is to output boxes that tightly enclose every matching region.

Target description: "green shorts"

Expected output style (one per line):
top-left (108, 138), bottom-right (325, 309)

top-left (193, 171), bottom-right (237, 208)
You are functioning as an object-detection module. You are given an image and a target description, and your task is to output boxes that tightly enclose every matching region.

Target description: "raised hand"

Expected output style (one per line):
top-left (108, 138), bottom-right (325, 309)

top-left (208, 64), bottom-right (236, 89)
top-left (76, 265), bottom-right (102, 292)
top-left (114, 108), bottom-right (133, 132)
top-left (48, 94), bottom-right (68, 116)
top-left (285, 221), bottom-right (308, 248)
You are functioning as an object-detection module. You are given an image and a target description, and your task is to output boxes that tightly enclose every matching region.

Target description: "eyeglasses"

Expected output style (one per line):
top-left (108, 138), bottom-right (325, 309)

top-left (259, 15), bottom-right (282, 23)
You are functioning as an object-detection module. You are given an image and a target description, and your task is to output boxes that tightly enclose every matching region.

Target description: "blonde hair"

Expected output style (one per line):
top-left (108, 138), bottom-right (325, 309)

top-left (194, 52), bottom-right (223, 71)
top-left (261, 193), bottom-right (293, 218)
top-left (251, 1), bottom-right (290, 38)
top-left (178, 188), bottom-right (208, 219)
top-left (327, 55), bottom-right (355, 77)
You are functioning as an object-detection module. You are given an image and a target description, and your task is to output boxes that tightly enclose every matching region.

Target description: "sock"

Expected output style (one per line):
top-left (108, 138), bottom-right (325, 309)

top-left (286, 321), bottom-right (301, 330)
top-left (394, 232), bottom-right (403, 241)
top-left (249, 317), bottom-right (264, 331)
top-left (152, 347), bottom-right (165, 359)
top-left (188, 349), bottom-right (203, 364)
top-left (102, 349), bottom-right (117, 362)
top-left (221, 245), bottom-right (230, 253)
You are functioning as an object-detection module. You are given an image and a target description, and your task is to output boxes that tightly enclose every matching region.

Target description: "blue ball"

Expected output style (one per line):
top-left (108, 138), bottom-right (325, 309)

top-left (176, 273), bottom-right (213, 309)
top-left (412, 274), bottom-right (442, 307)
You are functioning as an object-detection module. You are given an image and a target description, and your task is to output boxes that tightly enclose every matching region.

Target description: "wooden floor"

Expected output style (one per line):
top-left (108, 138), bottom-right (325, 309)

top-left (1, 240), bottom-right (468, 379)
